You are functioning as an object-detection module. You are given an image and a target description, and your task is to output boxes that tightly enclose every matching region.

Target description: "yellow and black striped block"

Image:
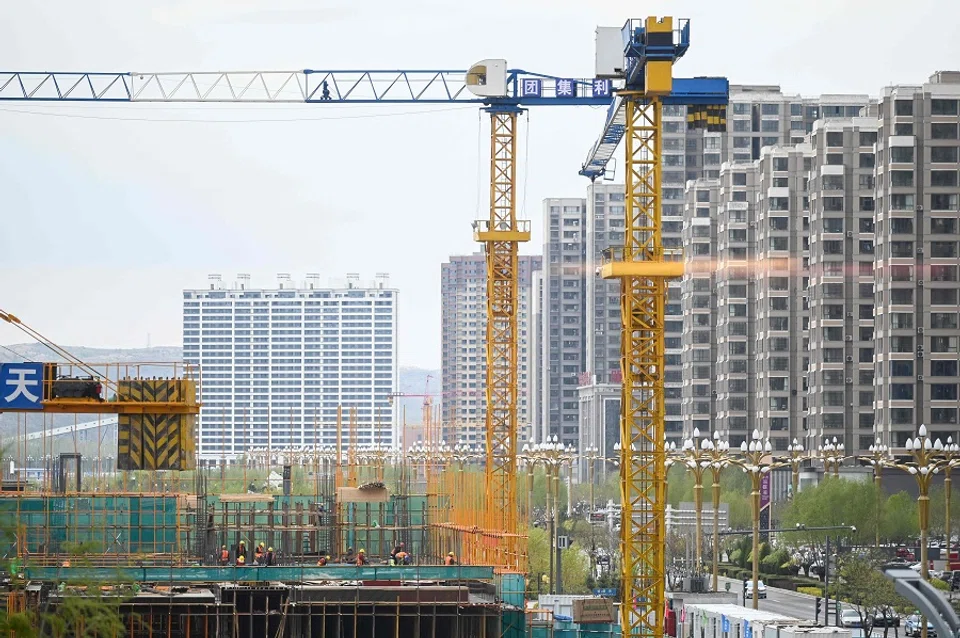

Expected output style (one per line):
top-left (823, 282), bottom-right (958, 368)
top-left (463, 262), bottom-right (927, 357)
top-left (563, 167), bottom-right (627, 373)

top-left (686, 105), bottom-right (727, 133)
top-left (117, 379), bottom-right (197, 471)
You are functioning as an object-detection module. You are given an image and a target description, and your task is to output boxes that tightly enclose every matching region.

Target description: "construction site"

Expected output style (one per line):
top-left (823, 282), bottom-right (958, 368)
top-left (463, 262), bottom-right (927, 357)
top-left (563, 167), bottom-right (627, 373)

top-left (0, 13), bottom-right (730, 638)
top-left (1, 371), bottom-right (527, 637)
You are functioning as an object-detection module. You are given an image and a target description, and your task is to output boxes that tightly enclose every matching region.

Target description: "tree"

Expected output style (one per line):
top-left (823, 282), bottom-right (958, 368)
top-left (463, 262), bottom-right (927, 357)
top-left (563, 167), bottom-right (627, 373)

top-left (882, 491), bottom-right (919, 543)
top-left (928, 485), bottom-right (960, 539)
top-left (780, 478), bottom-right (881, 546)
top-left (560, 547), bottom-right (592, 594)
top-left (837, 556), bottom-right (911, 638)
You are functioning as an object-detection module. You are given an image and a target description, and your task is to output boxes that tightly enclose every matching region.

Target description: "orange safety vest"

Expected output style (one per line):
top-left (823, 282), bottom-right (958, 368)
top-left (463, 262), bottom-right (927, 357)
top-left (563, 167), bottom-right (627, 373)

top-left (220, 549), bottom-right (228, 562)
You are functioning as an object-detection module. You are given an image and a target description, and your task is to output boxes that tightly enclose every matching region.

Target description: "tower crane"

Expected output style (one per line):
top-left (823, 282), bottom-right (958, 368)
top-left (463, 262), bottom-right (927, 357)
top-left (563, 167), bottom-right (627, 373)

top-left (581, 18), bottom-right (728, 637)
top-left (0, 64), bottom-right (618, 575)
top-left (1, 21), bottom-right (728, 636)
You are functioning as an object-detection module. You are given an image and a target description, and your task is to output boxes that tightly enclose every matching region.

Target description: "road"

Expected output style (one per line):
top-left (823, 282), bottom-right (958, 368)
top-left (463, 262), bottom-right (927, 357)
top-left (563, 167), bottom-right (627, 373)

top-left (718, 576), bottom-right (832, 622)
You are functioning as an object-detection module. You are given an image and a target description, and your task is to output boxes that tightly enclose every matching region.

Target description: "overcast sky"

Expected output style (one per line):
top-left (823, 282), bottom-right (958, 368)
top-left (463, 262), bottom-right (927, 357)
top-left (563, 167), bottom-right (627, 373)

top-left (1, 0), bottom-right (957, 369)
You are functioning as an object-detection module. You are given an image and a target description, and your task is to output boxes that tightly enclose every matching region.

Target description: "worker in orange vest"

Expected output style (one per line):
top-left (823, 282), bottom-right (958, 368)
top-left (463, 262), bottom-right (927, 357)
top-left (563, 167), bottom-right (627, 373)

top-left (219, 546), bottom-right (229, 565)
top-left (444, 552), bottom-right (457, 566)
top-left (355, 549), bottom-right (368, 566)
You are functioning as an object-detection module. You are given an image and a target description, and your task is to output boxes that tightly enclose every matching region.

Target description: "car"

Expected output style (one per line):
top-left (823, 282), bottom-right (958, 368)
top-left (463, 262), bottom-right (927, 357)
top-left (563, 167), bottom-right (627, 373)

top-left (744, 579), bottom-right (767, 600)
top-left (841, 610), bottom-right (865, 629)
top-left (871, 609), bottom-right (901, 628)
top-left (905, 614), bottom-right (936, 637)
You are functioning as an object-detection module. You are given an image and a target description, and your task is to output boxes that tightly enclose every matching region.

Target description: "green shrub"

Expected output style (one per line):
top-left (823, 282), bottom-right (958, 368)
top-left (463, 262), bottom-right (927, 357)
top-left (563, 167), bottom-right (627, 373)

top-left (931, 578), bottom-right (950, 591)
top-left (797, 586), bottom-right (822, 596)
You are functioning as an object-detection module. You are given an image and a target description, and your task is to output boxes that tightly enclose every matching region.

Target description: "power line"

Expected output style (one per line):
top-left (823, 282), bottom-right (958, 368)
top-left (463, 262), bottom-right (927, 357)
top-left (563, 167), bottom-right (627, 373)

top-left (0, 344), bottom-right (32, 362)
top-left (0, 104), bottom-right (475, 123)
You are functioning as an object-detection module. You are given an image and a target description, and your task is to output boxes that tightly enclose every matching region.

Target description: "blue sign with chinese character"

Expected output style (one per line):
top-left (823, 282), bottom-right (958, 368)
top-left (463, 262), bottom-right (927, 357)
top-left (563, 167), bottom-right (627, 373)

top-left (592, 588), bottom-right (618, 598)
top-left (0, 363), bottom-right (44, 410)
top-left (520, 78), bottom-right (542, 98)
top-left (722, 616), bottom-right (730, 632)
top-left (556, 78), bottom-right (577, 98)
top-left (592, 78), bottom-right (612, 98)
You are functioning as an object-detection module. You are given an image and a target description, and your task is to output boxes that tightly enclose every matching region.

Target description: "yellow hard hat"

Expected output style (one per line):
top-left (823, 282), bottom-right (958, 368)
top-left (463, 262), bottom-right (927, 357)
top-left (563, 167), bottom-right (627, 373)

top-left (359, 549), bottom-right (366, 553)
top-left (237, 556), bottom-right (245, 563)
top-left (268, 547), bottom-right (274, 552)
top-left (239, 540), bottom-right (245, 545)
top-left (448, 552), bottom-right (454, 556)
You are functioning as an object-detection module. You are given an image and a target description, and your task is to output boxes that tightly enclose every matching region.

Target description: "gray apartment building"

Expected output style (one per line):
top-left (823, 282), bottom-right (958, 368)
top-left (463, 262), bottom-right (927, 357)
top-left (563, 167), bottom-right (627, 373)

top-left (713, 161), bottom-right (760, 448)
top-left (566, 87), bottom-right (871, 454)
top-left (440, 253), bottom-right (541, 445)
top-left (680, 179), bottom-right (719, 440)
top-left (806, 118), bottom-right (880, 452)
top-left (874, 72), bottom-right (960, 449)
top-left (753, 145), bottom-right (814, 452)
top-left (539, 197), bottom-right (587, 447)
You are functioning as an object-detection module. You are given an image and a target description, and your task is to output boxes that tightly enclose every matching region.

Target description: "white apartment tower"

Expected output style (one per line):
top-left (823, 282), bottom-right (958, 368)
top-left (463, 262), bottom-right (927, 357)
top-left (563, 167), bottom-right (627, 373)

top-left (440, 254), bottom-right (541, 445)
top-left (183, 273), bottom-right (399, 464)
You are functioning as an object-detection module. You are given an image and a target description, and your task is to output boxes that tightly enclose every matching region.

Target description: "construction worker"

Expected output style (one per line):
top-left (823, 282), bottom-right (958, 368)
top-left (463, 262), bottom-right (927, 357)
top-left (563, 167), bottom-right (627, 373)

top-left (219, 545), bottom-right (229, 566)
top-left (356, 549), bottom-right (367, 566)
top-left (265, 547), bottom-right (275, 566)
top-left (317, 555), bottom-right (329, 566)
top-left (236, 554), bottom-right (246, 566)
top-left (61, 559), bottom-right (71, 568)
top-left (254, 543), bottom-right (264, 565)
top-left (236, 540), bottom-right (247, 562)
top-left (390, 541), bottom-right (405, 563)
top-left (395, 550), bottom-right (408, 565)
top-left (444, 552), bottom-right (457, 566)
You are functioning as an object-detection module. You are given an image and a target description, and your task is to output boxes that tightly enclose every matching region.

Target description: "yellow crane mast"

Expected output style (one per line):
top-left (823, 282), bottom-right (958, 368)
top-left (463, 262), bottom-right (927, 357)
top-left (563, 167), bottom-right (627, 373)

top-left (474, 107), bottom-right (529, 571)
top-left (587, 17), bottom-right (728, 635)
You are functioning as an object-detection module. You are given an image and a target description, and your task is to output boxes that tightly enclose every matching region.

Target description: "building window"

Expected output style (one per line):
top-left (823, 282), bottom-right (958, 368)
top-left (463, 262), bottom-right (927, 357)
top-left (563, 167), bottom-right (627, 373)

top-left (931, 194), bottom-right (960, 211)
top-left (932, 146), bottom-right (960, 163)
top-left (932, 123), bottom-right (960, 140)
top-left (894, 100), bottom-right (914, 116)
top-left (891, 146), bottom-right (914, 163)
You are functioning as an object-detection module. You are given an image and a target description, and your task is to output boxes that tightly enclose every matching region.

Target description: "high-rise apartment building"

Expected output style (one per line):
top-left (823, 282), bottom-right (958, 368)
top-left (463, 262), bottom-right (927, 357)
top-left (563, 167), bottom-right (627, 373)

top-left (183, 273), bottom-right (398, 464)
top-left (753, 145), bottom-right (814, 451)
top-left (874, 73), bottom-right (960, 449)
top-left (806, 118), bottom-right (880, 452)
top-left (713, 161), bottom-right (760, 447)
top-left (539, 197), bottom-right (587, 447)
top-left (440, 254), bottom-right (541, 445)
top-left (546, 87), bottom-right (872, 453)
top-left (680, 179), bottom-right (719, 441)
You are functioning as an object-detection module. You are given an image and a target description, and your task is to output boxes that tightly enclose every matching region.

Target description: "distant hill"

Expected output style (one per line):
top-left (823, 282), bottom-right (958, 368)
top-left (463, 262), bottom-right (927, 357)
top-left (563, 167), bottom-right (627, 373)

top-left (0, 344), bottom-right (439, 434)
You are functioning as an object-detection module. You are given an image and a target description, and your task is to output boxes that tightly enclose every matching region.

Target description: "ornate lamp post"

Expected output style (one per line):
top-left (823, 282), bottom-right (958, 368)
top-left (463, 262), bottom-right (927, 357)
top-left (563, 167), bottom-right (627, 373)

top-left (817, 436), bottom-right (844, 478)
top-left (703, 431), bottom-right (733, 592)
top-left (778, 438), bottom-right (807, 499)
top-left (860, 438), bottom-right (890, 548)
top-left (940, 438), bottom-right (960, 554)
top-left (885, 424), bottom-right (945, 638)
top-left (583, 445), bottom-right (604, 514)
top-left (731, 429), bottom-right (773, 610)
top-left (678, 429), bottom-right (713, 571)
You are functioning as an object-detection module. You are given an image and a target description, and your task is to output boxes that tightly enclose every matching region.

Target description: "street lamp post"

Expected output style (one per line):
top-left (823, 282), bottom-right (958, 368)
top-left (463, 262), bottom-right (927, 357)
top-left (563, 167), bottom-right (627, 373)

top-left (818, 436), bottom-right (844, 478)
top-left (704, 431), bottom-right (733, 592)
top-left (861, 439), bottom-right (890, 549)
top-left (731, 429), bottom-right (773, 610)
top-left (529, 437), bottom-right (575, 595)
top-left (679, 429), bottom-right (713, 572)
top-left (886, 424), bottom-right (944, 638)
top-left (778, 439), bottom-right (807, 499)
top-left (940, 438), bottom-right (960, 555)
